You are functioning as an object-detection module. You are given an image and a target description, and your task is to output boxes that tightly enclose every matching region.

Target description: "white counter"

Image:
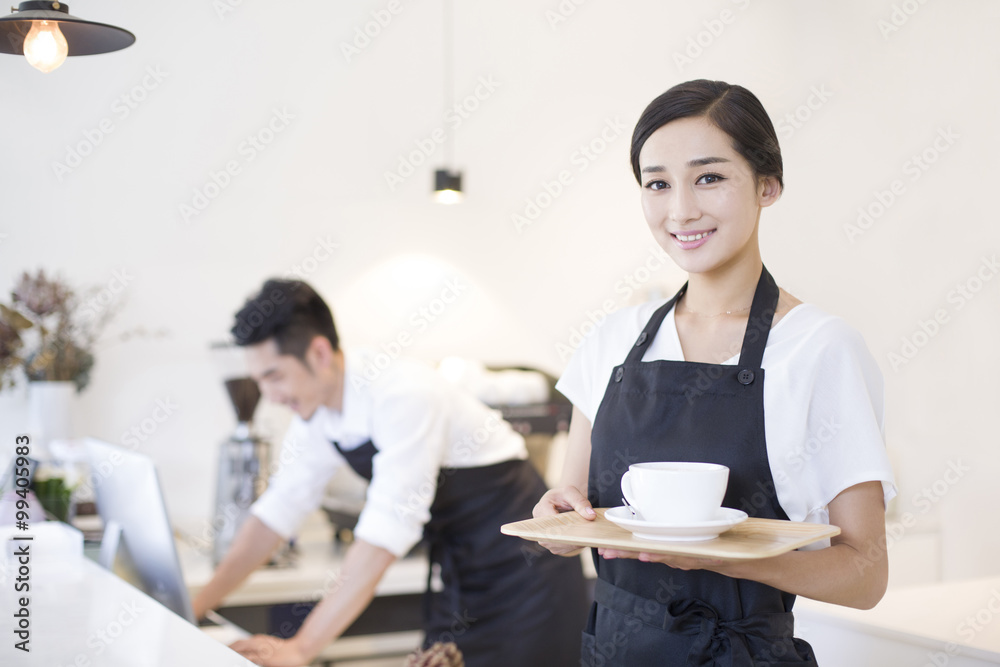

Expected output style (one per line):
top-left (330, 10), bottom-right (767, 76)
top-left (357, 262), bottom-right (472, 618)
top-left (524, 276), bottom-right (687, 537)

top-left (178, 512), bottom-right (433, 607)
top-left (796, 577), bottom-right (1000, 666)
top-left (0, 556), bottom-right (255, 667)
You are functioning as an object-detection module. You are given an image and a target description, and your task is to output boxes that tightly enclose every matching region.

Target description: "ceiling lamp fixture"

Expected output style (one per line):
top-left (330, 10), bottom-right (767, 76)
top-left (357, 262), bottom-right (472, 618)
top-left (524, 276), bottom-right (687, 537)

top-left (0, 2), bottom-right (135, 74)
top-left (433, 169), bottom-right (462, 205)
top-left (433, 0), bottom-right (463, 204)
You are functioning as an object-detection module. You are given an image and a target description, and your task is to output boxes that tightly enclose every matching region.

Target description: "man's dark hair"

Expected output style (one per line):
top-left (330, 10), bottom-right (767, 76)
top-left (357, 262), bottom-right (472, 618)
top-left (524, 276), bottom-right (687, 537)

top-left (231, 279), bottom-right (339, 360)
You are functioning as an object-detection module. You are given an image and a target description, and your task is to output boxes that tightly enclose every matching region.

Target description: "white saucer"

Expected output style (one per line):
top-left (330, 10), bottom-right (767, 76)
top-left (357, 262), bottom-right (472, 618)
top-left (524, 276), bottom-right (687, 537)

top-left (605, 506), bottom-right (749, 542)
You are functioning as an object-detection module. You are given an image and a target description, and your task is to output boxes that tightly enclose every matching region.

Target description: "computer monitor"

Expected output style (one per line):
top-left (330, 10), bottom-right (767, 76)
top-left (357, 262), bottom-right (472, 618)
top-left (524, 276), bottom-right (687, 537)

top-left (86, 438), bottom-right (196, 623)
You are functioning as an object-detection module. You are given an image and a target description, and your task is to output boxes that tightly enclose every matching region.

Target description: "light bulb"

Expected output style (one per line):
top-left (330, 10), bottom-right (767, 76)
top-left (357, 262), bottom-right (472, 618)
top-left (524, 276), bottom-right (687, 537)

top-left (434, 189), bottom-right (462, 205)
top-left (23, 20), bottom-right (68, 73)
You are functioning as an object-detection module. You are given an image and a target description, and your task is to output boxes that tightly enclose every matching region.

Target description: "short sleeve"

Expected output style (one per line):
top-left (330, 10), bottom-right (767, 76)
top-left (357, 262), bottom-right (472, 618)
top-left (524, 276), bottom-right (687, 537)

top-left (250, 416), bottom-right (341, 539)
top-left (769, 317), bottom-right (897, 529)
top-left (352, 382), bottom-right (450, 557)
top-left (556, 329), bottom-right (605, 424)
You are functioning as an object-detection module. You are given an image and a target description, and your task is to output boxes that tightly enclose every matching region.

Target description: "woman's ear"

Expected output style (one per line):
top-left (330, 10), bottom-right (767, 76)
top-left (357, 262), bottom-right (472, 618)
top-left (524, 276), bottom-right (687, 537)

top-left (757, 176), bottom-right (782, 208)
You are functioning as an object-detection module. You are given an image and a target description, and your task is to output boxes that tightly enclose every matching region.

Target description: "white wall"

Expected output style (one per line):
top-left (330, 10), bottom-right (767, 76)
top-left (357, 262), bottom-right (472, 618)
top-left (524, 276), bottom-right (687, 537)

top-left (1, 1), bottom-right (997, 580)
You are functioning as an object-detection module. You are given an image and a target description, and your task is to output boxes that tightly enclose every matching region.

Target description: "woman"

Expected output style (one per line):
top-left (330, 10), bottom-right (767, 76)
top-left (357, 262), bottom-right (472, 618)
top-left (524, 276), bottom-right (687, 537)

top-left (534, 80), bottom-right (896, 665)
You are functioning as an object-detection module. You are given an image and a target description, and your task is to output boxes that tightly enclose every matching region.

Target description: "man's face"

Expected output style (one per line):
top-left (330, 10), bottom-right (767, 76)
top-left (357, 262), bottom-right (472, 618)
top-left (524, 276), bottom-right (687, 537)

top-left (244, 338), bottom-right (331, 420)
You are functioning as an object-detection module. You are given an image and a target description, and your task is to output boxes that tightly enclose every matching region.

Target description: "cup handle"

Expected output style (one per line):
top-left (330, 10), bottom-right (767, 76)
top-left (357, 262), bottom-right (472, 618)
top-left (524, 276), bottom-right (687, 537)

top-left (621, 470), bottom-right (635, 508)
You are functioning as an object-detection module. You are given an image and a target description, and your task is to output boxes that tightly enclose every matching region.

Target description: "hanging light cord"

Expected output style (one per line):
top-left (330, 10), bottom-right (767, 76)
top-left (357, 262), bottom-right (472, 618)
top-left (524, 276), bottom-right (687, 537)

top-left (443, 0), bottom-right (454, 167)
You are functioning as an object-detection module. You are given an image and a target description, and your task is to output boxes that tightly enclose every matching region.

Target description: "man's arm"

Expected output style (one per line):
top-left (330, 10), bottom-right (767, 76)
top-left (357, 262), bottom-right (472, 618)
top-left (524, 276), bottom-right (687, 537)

top-left (191, 515), bottom-right (283, 619)
top-left (228, 538), bottom-right (397, 666)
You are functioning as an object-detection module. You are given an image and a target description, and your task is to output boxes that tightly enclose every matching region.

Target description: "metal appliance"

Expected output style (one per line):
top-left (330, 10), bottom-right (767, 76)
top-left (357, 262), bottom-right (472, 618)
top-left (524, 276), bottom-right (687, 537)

top-left (211, 345), bottom-right (271, 566)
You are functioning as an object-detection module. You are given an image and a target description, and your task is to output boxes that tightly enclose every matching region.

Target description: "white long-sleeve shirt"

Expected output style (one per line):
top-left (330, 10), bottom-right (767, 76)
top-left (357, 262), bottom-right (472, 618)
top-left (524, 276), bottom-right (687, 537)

top-left (250, 349), bottom-right (527, 557)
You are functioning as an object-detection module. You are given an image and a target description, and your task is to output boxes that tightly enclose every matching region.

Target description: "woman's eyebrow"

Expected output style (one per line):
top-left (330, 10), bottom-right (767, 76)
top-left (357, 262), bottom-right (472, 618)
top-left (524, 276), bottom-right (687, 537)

top-left (688, 156), bottom-right (730, 167)
top-left (641, 156), bottom-right (730, 174)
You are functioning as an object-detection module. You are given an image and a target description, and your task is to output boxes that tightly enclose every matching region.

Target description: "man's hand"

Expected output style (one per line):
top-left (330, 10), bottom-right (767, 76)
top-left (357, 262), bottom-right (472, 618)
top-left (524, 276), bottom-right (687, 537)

top-left (229, 634), bottom-right (309, 666)
top-left (532, 485), bottom-right (595, 556)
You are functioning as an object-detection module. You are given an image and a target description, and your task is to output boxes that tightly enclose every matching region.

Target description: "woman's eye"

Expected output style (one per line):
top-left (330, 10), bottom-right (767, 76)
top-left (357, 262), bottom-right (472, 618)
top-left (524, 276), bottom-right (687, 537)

top-left (697, 173), bottom-right (725, 185)
top-left (645, 179), bottom-right (669, 191)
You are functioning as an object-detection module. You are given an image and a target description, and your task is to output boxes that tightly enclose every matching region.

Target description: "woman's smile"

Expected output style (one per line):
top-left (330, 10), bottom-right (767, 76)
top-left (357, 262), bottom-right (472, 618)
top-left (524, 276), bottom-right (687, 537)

top-left (672, 228), bottom-right (717, 249)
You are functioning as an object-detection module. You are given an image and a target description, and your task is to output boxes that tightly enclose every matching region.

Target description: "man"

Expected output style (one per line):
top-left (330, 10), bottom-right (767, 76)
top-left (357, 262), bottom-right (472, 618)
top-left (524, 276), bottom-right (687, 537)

top-left (193, 279), bottom-right (587, 666)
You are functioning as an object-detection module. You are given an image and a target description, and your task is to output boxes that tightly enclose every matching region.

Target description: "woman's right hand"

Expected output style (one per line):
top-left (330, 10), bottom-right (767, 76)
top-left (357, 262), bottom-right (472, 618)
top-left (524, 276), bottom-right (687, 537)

top-left (532, 486), bottom-right (596, 556)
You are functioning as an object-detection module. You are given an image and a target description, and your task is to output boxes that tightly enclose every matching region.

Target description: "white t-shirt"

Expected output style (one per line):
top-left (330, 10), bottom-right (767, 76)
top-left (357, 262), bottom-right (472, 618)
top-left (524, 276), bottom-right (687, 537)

top-left (250, 349), bottom-right (528, 557)
top-left (557, 300), bottom-right (897, 539)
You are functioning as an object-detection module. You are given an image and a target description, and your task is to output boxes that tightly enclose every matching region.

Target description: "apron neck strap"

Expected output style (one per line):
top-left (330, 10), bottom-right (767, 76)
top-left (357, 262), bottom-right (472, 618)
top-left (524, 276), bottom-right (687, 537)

top-left (623, 282), bottom-right (688, 365)
top-left (624, 266), bottom-right (779, 369)
top-left (737, 265), bottom-right (779, 369)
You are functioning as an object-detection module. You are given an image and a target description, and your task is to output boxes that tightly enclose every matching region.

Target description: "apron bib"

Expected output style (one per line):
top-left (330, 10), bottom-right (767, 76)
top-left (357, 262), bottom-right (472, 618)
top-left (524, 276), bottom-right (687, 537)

top-left (333, 440), bottom-right (587, 667)
top-left (584, 267), bottom-right (818, 666)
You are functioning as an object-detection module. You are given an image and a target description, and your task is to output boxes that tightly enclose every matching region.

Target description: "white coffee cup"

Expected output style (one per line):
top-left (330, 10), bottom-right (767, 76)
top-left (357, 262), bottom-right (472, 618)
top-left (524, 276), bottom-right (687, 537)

top-left (620, 462), bottom-right (729, 524)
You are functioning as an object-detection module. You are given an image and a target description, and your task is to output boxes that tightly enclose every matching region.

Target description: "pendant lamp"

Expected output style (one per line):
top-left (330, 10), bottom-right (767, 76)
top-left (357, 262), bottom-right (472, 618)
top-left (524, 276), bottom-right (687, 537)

top-left (0, 2), bottom-right (135, 73)
top-left (433, 0), bottom-right (463, 204)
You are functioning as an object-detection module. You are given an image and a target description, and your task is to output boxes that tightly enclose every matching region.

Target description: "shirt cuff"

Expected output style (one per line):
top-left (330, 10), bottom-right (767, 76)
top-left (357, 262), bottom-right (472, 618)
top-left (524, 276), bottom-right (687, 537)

top-left (352, 503), bottom-right (425, 558)
top-left (249, 491), bottom-right (297, 540)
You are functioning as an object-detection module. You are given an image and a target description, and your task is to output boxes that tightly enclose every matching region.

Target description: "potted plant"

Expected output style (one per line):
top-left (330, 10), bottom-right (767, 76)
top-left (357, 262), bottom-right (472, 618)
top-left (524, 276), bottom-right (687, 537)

top-left (0, 269), bottom-right (116, 522)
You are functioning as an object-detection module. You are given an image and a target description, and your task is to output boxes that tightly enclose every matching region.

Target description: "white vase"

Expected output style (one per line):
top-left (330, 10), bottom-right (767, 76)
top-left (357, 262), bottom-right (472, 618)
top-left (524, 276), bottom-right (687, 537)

top-left (27, 380), bottom-right (77, 458)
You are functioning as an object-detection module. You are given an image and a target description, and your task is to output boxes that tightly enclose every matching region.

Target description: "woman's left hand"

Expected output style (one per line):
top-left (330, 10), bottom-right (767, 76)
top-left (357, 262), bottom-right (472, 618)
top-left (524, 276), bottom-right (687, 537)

top-left (598, 547), bottom-right (728, 572)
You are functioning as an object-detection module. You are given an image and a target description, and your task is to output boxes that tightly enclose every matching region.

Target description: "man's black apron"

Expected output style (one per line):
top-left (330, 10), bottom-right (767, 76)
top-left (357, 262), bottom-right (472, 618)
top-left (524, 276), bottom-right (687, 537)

top-left (332, 439), bottom-right (587, 667)
top-left (583, 266), bottom-right (818, 666)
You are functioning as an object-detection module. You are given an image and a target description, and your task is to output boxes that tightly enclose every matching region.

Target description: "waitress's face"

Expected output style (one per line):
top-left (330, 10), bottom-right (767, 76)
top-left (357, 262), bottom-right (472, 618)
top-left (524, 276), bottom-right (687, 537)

top-left (245, 338), bottom-right (334, 420)
top-left (638, 115), bottom-right (780, 276)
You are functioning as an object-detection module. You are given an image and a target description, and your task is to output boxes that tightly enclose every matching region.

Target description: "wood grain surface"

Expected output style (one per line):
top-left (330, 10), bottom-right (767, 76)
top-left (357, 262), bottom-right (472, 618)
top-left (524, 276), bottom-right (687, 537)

top-left (501, 508), bottom-right (841, 560)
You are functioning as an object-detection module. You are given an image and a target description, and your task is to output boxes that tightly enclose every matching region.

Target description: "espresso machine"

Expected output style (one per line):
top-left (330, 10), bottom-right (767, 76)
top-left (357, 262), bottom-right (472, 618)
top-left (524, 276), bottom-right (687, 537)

top-left (211, 345), bottom-right (271, 566)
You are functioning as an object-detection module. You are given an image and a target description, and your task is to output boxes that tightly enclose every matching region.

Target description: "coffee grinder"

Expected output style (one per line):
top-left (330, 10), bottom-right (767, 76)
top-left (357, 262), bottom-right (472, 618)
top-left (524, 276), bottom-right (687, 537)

top-left (211, 344), bottom-right (271, 566)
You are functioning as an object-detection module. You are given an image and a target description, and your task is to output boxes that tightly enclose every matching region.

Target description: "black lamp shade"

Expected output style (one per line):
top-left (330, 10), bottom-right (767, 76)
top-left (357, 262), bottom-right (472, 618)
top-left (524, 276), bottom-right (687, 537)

top-left (0, 2), bottom-right (135, 56)
top-left (434, 169), bottom-right (462, 193)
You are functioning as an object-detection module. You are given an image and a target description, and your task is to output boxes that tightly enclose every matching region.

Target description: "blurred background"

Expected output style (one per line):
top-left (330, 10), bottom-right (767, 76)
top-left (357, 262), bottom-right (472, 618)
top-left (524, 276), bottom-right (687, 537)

top-left (0, 0), bottom-right (996, 584)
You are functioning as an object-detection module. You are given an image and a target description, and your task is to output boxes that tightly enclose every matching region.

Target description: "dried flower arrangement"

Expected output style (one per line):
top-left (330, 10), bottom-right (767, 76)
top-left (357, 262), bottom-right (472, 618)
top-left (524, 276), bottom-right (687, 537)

top-left (0, 269), bottom-right (114, 392)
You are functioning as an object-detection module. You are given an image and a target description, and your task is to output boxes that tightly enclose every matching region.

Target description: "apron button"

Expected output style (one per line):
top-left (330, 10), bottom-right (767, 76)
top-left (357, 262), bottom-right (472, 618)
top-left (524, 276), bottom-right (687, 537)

top-left (614, 367), bottom-right (624, 382)
top-left (635, 332), bottom-right (648, 346)
top-left (737, 369), bottom-right (755, 385)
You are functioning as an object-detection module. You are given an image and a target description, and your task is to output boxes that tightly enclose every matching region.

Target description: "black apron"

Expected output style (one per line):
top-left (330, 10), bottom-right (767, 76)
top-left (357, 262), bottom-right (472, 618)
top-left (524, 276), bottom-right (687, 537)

top-left (332, 439), bottom-right (588, 667)
top-left (583, 266), bottom-right (818, 666)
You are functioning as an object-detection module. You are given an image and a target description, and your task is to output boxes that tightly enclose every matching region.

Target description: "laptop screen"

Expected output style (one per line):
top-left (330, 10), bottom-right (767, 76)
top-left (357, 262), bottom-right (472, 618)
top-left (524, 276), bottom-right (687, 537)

top-left (86, 438), bottom-right (196, 624)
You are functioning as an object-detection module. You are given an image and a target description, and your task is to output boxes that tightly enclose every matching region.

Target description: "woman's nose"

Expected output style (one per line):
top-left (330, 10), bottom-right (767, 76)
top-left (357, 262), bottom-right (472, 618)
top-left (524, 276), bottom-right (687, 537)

top-left (669, 186), bottom-right (701, 224)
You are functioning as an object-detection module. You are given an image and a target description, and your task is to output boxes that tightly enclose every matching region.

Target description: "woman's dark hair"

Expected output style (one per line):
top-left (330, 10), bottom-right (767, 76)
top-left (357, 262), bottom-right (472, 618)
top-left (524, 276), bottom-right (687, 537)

top-left (231, 279), bottom-right (339, 360)
top-left (630, 79), bottom-right (783, 190)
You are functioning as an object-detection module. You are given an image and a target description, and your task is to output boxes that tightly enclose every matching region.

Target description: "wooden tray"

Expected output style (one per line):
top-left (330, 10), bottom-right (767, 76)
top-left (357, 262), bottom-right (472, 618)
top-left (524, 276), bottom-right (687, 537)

top-left (501, 508), bottom-right (840, 560)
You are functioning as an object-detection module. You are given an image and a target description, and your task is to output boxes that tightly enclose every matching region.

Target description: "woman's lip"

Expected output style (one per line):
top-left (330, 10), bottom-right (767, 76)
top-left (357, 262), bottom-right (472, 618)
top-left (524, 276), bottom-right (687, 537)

top-left (671, 229), bottom-right (716, 250)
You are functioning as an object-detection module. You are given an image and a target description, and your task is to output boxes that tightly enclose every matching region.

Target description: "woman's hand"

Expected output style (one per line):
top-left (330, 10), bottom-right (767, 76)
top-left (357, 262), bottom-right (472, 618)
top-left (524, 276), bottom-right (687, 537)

top-left (532, 485), bottom-right (596, 556)
top-left (229, 635), bottom-right (310, 666)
